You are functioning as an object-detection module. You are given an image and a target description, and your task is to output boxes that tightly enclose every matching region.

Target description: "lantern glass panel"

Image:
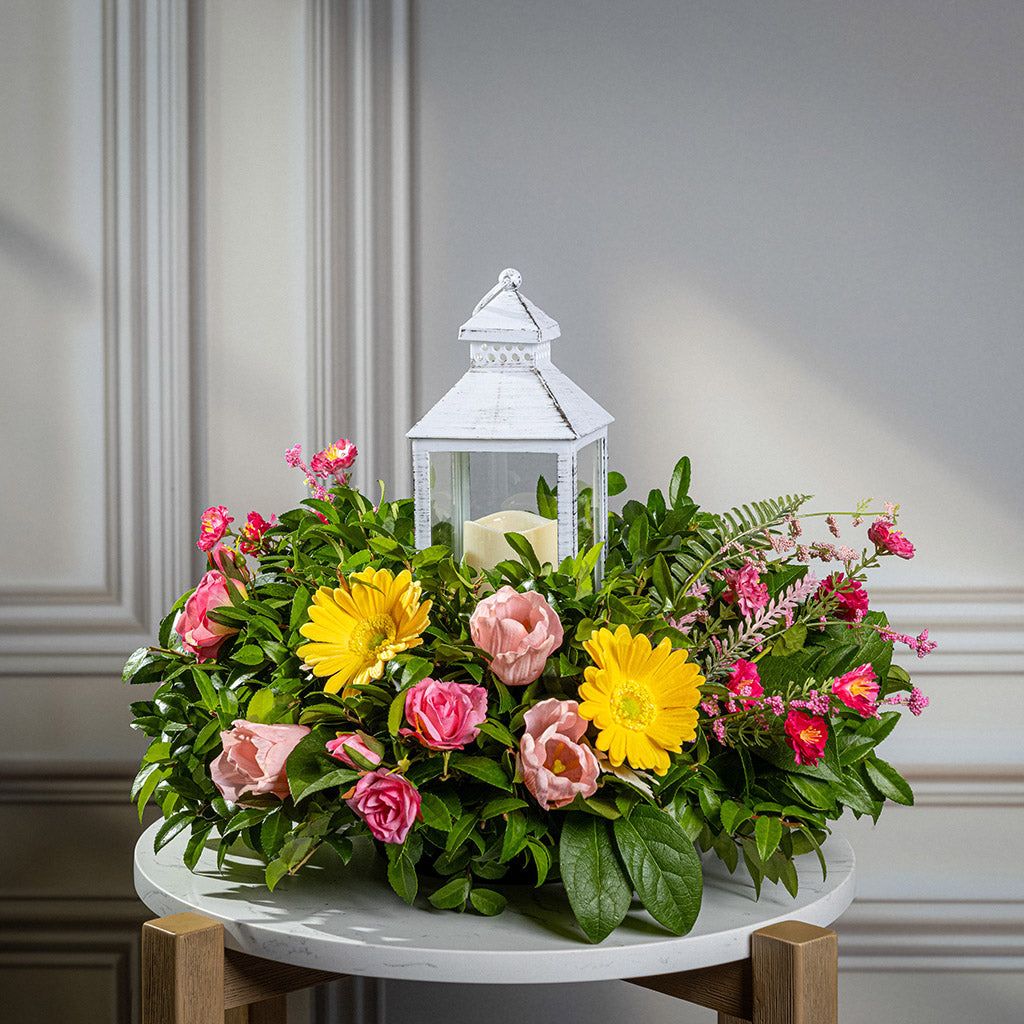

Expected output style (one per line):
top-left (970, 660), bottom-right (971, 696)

top-left (427, 450), bottom-right (559, 569)
top-left (576, 438), bottom-right (605, 554)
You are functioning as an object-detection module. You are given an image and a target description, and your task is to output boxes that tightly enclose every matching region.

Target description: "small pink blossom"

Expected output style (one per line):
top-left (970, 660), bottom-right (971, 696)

top-left (285, 444), bottom-right (304, 468)
top-left (210, 720), bottom-right (310, 805)
top-left (826, 515), bottom-right (840, 538)
top-left (310, 438), bottom-right (358, 479)
top-left (784, 709), bottom-right (828, 766)
top-left (174, 571), bottom-right (247, 661)
top-left (712, 718), bottom-right (728, 744)
top-left (326, 732), bottom-right (383, 769)
top-left (197, 505), bottom-right (233, 552)
top-left (726, 659), bottom-right (763, 708)
top-left (817, 573), bottom-right (869, 624)
top-left (867, 519), bottom-right (915, 559)
top-left (400, 677), bottom-right (488, 750)
top-left (832, 664), bottom-right (879, 717)
top-left (469, 586), bottom-right (564, 686)
top-left (721, 564), bottom-right (769, 617)
top-left (238, 511), bottom-right (273, 554)
top-left (517, 698), bottom-right (599, 810)
top-left (346, 770), bottom-right (420, 843)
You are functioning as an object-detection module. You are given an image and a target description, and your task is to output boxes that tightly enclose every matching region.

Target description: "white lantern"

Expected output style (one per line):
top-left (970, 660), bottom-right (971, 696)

top-left (408, 269), bottom-right (613, 577)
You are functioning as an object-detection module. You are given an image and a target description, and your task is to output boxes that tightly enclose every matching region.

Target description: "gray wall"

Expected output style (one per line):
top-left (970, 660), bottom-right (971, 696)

top-left (1, 2), bottom-right (1020, 1023)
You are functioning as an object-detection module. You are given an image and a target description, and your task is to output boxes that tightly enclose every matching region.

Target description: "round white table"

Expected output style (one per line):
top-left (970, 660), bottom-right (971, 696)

top-left (135, 820), bottom-right (854, 1023)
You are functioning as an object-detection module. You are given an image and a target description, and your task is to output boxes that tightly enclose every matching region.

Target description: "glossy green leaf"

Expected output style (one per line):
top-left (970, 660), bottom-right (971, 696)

top-left (560, 812), bottom-right (632, 944)
top-left (613, 804), bottom-right (702, 936)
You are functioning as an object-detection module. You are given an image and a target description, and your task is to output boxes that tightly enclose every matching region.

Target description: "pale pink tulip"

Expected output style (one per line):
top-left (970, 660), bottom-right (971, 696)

top-left (210, 720), bottom-right (310, 805)
top-left (518, 698), bottom-right (599, 810)
top-left (469, 586), bottom-right (564, 686)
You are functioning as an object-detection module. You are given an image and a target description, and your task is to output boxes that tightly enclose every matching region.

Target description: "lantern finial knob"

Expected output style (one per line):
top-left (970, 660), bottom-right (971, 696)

top-left (472, 268), bottom-right (523, 315)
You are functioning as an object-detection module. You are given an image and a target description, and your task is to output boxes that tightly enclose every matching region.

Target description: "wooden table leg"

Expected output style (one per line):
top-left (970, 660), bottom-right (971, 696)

top-left (142, 912), bottom-right (225, 1024)
top-left (750, 921), bottom-right (838, 1024)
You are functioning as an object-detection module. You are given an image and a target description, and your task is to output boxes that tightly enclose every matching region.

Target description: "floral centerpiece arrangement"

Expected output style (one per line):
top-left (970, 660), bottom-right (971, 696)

top-left (127, 440), bottom-right (930, 943)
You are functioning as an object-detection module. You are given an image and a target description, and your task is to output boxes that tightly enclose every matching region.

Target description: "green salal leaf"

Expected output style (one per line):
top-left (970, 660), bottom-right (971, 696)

top-left (560, 812), bottom-right (632, 944)
top-left (387, 847), bottom-right (419, 905)
top-left (469, 887), bottom-right (508, 916)
top-left (428, 875), bottom-right (470, 910)
top-left (285, 727), bottom-right (349, 803)
top-left (613, 804), bottom-right (703, 936)
top-left (265, 857), bottom-right (290, 892)
top-left (755, 815), bottom-right (784, 863)
top-left (183, 823), bottom-right (213, 871)
top-left (608, 471), bottom-right (628, 497)
top-left (719, 799), bottom-right (752, 834)
top-left (450, 755), bottom-right (512, 790)
top-left (246, 687), bottom-right (276, 723)
top-left (231, 645), bottom-right (266, 667)
top-left (153, 810), bottom-right (193, 852)
top-left (668, 456), bottom-right (692, 509)
top-left (418, 792), bottom-right (453, 831)
top-left (479, 796), bottom-right (529, 820)
top-left (864, 757), bottom-right (915, 805)
top-left (503, 531), bottom-right (543, 573)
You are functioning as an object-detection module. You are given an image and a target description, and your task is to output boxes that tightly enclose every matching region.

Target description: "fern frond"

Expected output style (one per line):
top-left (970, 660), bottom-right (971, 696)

top-left (711, 494), bottom-right (812, 543)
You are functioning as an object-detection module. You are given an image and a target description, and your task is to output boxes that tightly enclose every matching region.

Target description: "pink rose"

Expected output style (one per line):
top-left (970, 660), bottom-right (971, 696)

top-left (817, 573), bottom-right (869, 623)
top-left (518, 698), bottom-right (599, 810)
top-left (832, 663), bottom-right (879, 717)
top-left (326, 732), bottom-right (383, 769)
top-left (469, 586), bottom-right (564, 687)
top-left (174, 570), bottom-right (247, 662)
top-left (210, 719), bottom-right (310, 805)
top-left (867, 519), bottom-right (915, 560)
top-left (726, 659), bottom-right (763, 707)
top-left (197, 505), bottom-right (233, 552)
top-left (346, 769), bottom-right (421, 844)
top-left (721, 564), bottom-right (769, 616)
top-left (783, 709), bottom-right (828, 766)
top-left (400, 677), bottom-right (488, 750)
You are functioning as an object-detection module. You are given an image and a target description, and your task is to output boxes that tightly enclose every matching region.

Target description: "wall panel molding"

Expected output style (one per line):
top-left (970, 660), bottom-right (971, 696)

top-left (306, 0), bottom-right (414, 495)
top-left (0, 0), bottom-right (193, 677)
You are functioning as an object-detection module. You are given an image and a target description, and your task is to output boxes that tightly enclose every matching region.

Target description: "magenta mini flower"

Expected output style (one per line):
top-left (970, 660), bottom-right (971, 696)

top-left (197, 505), bottom-right (233, 552)
top-left (867, 519), bottom-right (915, 559)
top-left (832, 663), bottom-right (879, 717)
top-left (239, 511), bottom-right (273, 554)
top-left (400, 677), bottom-right (488, 750)
top-left (469, 586), bottom-right (564, 686)
top-left (817, 573), bottom-right (869, 623)
top-left (517, 698), bottom-right (599, 810)
top-left (346, 770), bottom-right (420, 843)
top-left (326, 732), bottom-right (383, 769)
top-left (721, 564), bottom-right (769, 617)
top-left (726, 659), bottom-right (764, 707)
top-left (310, 439), bottom-right (358, 480)
top-left (285, 444), bottom-right (304, 467)
top-left (174, 571), bottom-right (247, 662)
top-left (210, 720), bottom-right (310, 805)
top-left (783, 709), bottom-right (828, 766)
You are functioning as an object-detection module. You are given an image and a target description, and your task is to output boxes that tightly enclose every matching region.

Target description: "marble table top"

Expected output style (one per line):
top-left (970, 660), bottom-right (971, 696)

top-left (135, 820), bottom-right (855, 985)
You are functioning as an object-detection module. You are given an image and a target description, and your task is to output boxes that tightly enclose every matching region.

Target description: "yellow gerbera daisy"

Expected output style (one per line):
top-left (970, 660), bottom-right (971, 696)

top-left (578, 624), bottom-right (704, 776)
top-left (297, 567), bottom-right (431, 695)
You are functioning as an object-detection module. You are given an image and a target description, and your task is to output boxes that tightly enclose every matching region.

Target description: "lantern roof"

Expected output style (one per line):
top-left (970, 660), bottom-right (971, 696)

top-left (408, 269), bottom-right (613, 442)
